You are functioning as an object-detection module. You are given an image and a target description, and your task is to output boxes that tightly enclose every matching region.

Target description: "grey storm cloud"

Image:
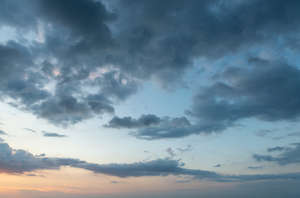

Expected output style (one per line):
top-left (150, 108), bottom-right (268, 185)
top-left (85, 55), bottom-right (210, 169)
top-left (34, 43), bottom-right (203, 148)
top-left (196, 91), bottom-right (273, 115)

top-left (108, 0), bottom-right (300, 85)
top-left (254, 143), bottom-right (300, 165)
top-left (1, 0), bottom-right (300, 127)
top-left (1, 140), bottom-right (300, 182)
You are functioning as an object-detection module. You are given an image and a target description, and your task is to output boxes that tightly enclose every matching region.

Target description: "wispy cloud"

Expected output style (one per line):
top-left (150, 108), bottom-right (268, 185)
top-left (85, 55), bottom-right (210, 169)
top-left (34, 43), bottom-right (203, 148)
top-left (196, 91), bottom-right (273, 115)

top-left (42, 131), bottom-right (67, 138)
top-left (23, 128), bottom-right (37, 133)
top-left (0, 130), bottom-right (7, 135)
top-left (0, 140), bottom-right (300, 183)
top-left (254, 143), bottom-right (300, 165)
top-left (248, 166), bottom-right (264, 170)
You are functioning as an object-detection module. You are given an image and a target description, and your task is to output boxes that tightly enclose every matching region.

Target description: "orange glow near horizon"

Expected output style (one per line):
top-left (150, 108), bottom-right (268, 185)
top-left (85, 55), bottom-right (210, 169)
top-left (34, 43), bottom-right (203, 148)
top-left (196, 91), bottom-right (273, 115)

top-left (0, 167), bottom-right (235, 197)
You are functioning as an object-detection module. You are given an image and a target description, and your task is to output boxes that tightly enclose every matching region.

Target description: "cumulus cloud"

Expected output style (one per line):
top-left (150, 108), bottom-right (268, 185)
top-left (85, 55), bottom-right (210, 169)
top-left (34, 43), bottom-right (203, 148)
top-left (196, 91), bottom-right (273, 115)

top-left (142, 59), bottom-right (300, 139)
top-left (1, 0), bottom-right (300, 127)
top-left (105, 57), bottom-right (300, 140)
top-left (108, 0), bottom-right (300, 86)
top-left (188, 59), bottom-right (300, 130)
top-left (0, 0), bottom-right (134, 125)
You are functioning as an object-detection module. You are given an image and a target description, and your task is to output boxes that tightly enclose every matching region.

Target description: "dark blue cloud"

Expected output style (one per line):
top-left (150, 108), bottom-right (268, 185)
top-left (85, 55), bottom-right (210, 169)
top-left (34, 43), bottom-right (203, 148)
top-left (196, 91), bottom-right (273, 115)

top-left (1, 0), bottom-right (300, 127)
top-left (111, 59), bottom-right (300, 140)
top-left (105, 114), bottom-right (161, 129)
top-left (254, 143), bottom-right (300, 165)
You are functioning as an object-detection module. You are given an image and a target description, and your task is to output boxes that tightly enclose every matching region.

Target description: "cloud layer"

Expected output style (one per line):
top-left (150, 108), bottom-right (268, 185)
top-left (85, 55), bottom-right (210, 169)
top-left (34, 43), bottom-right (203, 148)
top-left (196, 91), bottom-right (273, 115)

top-left (105, 58), bottom-right (300, 140)
top-left (0, 140), bottom-right (300, 182)
top-left (0, 0), bottom-right (300, 128)
top-left (254, 143), bottom-right (300, 165)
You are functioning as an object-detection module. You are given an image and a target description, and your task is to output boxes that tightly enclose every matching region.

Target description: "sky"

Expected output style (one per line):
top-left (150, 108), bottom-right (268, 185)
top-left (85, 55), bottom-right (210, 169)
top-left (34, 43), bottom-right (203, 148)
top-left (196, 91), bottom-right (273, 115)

top-left (0, 0), bottom-right (300, 197)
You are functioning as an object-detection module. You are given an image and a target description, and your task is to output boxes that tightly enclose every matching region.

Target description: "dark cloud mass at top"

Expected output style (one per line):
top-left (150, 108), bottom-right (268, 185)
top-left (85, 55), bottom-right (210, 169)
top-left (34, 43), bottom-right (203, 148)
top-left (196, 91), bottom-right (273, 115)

top-left (1, 1), bottom-right (300, 197)
top-left (0, 0), bottom-right (300, 129)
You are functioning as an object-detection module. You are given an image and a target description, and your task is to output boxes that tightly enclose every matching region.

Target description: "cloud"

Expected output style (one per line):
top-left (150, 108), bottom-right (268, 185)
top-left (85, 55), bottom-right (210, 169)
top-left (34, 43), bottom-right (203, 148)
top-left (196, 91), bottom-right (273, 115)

top-left (254, 143), bottom-right (300, 165)
top-left (106, 115), bottom-right (197, 140)
top-left (248, 166), bottom-right (264, 170)
top-left (0, 130), bottom-right (7, 135)
top-left (42, 131), bottom-right (67, 138)
top-left (189, 59), bottom-right (300, 126)
top-left (31, 94), bottom-right (115, 126)
top-left (0, 41), bottom-right (117, 126)
top-left (111, 180), bottom-right (122, 184)
top-left (106, 57), bottom-right (300, 140)
top-left (23, 128), bottom-right (37, 133)
top-left (0, 141), bottom-right (82, 173)
top-left (105, 114), bottom-right (161, 129)
top-left (0, 140), bottom-right (300, 183)
top-left (267, 146), bottom-right (286, 152)
top-left (107, 0), bottom-right (300, 86)
top-left (166, 148), bottom-right (176, 158)
top-left (0, 0), bottom-right (131, 126)
top-left (214, 164), bottom-right (222, 168)
top-left (177, 145), bottom-right (192, 153)
top-left (175, 178), bottom-right (193, 183)
top-left (273, 132), bottom-right (300, 140)
top-left (256, 129), bottom-right (274, 137)
top-left (0, 0), bottom-right (300, 126)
